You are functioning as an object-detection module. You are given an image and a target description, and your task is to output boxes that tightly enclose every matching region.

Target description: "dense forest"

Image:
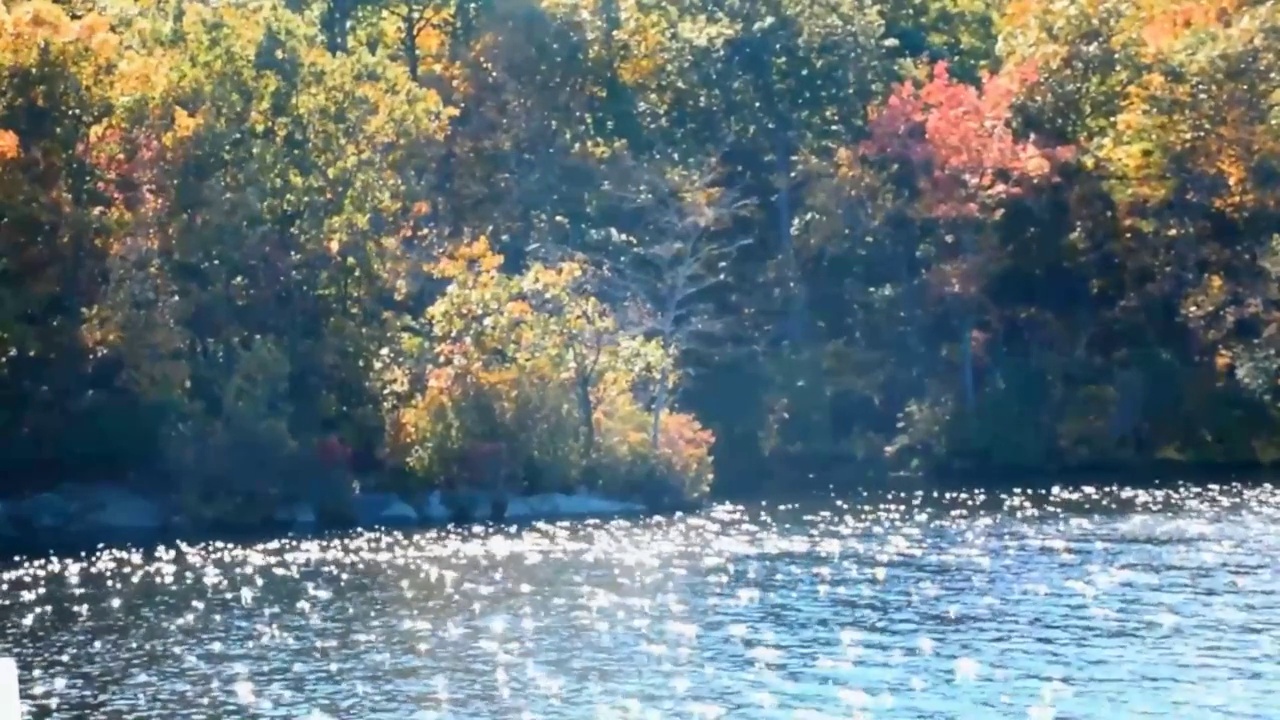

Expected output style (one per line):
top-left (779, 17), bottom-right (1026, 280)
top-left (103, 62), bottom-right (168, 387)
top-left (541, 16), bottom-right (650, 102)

top-left (1, 0), bottom-right (1278, 518)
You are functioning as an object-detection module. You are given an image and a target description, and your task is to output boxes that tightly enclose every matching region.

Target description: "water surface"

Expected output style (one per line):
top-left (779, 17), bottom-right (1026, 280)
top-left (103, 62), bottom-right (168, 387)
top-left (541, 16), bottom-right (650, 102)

top-left (3, 482), bottom-right (1279, 718)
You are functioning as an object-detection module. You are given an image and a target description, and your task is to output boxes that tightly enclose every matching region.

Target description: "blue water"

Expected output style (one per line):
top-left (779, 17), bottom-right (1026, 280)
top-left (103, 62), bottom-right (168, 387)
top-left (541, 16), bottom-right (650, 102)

top-left (3, 482), bottom-right (1279, 718)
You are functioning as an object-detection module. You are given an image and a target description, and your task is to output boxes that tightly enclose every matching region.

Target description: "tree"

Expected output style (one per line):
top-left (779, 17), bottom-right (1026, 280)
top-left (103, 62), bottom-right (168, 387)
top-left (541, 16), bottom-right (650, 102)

top-left (860, 60), bottom-right (1073, 413)
top-left (0, 1), bottom-right (130, 477)
top-left (388, 238), bottom-right (705, 494)
top-left (589, 160), bottom-right (753, 449)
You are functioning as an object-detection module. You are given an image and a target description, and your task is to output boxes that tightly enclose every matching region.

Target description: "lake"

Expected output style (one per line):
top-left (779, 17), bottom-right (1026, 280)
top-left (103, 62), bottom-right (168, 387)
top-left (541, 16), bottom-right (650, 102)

top-left (2, 482), bottom-right (1279, 719)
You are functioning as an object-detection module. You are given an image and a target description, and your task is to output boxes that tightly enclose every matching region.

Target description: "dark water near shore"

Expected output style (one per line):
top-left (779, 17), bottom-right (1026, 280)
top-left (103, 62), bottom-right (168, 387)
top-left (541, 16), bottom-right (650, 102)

top-left (3, 482), bottom-right (1280, 718)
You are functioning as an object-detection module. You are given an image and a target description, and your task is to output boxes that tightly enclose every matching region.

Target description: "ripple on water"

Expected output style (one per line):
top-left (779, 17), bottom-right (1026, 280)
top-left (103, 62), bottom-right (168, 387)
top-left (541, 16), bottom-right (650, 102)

top-left (3, 482), bottom-right (1280, 718)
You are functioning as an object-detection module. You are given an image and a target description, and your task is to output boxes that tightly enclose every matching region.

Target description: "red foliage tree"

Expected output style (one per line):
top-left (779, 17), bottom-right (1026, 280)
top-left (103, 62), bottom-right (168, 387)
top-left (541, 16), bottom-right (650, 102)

top-left (862, 60), bottom-right (1073, 222)
top-left (860, 61), bottom-right (1075, 411)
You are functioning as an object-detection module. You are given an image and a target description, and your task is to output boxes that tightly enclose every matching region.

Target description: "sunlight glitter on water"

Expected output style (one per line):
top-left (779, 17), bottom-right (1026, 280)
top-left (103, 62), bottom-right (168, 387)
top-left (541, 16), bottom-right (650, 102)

top-left (2, 482), bottom-right (1280, 718)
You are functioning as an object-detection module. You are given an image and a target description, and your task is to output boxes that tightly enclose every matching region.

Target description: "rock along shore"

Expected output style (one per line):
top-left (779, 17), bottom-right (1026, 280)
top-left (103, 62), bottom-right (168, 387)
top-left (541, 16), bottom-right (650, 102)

top-left (0, 483), bottom-right (705, 558)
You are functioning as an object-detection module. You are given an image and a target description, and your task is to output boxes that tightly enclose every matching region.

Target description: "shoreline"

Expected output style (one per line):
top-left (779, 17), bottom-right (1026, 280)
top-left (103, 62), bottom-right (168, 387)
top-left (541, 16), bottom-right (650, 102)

top-left (931, 458), bottom-right (1280, 485)
top-left (6, 463), bottom-right (1279, 559)
top-left (745, 451), bottom-right (1280, 494)
top-left (0, 509), bottom-right (677, 563)
top-left (714, 464), bottom-right (1280, 507)
top-left (0, 486), bottom-right (707, 561)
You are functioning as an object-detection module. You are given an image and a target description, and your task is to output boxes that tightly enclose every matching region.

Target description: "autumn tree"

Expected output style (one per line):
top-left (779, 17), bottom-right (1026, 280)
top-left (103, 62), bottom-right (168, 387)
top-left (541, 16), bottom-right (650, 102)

top-left (994, 0), bottom-right (1280, 463)
top-left (0, 2), bottom-right (132, 479)
top-left (385, 238), bottom-right (710, 496)
top-left (860, 60), bottom-right (1072, 414)
top-left (0, 0), bottom-right (454, 507)
top-left (587, 160), bottom-right (753, 449)
top-left (417, 0), bottom-right (611, 253)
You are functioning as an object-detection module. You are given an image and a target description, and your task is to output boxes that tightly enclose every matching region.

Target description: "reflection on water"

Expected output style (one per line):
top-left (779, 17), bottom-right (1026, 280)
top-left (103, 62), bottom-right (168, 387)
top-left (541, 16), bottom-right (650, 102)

top-left (3, 483), bottom-right (1280, 719)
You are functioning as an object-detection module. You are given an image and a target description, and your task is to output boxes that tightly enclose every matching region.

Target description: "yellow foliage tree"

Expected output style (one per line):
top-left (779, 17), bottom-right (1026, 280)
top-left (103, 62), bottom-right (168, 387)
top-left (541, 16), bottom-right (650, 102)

top-left (384, 238), bottom-right (713, 497)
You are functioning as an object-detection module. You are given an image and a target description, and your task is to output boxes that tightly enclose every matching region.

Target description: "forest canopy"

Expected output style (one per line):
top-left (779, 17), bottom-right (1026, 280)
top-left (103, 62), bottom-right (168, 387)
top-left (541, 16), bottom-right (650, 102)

top-left (1, 0), bottom-right (1278, 514)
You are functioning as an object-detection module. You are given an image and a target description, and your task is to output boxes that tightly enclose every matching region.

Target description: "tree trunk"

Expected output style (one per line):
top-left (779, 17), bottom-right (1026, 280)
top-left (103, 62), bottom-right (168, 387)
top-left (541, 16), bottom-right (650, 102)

top-left (649, 366), bottom-right (670, 451)
top-left (775, 132), bottom-right (809, 346)
top-left (402, 14), bottom-right (420, 82)
top-left (576, 374), bottom-right (595, 460)
top-left (960, 230), bottom-right (978, 415)
top-left (961, 310), bottom-right (975, 414)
